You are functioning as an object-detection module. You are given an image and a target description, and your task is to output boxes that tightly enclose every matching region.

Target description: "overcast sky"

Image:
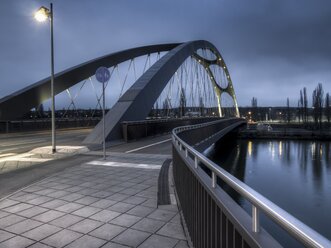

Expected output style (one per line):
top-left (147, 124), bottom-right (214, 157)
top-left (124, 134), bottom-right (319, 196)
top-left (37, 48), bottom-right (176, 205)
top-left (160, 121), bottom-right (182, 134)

top-left (0, 0), bottom-right (331, 107)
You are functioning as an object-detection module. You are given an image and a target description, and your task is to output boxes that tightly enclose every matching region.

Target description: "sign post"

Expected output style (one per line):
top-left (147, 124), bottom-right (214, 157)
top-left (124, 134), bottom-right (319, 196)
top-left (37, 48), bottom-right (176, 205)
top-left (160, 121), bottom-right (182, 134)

top-left (95, 66), bottom-right (110, 160)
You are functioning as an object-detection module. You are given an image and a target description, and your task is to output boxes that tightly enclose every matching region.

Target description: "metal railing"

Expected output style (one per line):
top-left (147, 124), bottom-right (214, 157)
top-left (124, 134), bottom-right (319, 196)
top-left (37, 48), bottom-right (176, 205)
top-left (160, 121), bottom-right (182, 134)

top-left (172, 120), bottom-right (331, 248)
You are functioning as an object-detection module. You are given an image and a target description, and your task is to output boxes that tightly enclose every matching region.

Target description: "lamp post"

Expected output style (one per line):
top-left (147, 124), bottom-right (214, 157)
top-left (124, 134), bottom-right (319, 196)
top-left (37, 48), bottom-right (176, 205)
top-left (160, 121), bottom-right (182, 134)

top-left (35, 4), bottom-right (56, 153)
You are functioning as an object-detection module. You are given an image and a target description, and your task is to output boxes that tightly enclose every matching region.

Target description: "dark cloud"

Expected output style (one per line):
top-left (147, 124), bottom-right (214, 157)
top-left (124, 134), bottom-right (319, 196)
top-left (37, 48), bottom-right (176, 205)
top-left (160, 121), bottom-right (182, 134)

top-left (0, 0), bottom-right (331, 106)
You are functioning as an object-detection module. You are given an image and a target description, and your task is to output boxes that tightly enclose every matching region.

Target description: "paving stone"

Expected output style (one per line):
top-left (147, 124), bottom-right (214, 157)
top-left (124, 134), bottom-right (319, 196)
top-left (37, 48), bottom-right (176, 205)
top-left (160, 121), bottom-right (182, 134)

top-left (60, 193), bottom-right (85, 202)
top-left (17, 206), bottom-right (48, 218)
top-left (0, 214), bottom-right (26, 228)
top-left (65, 235), bottom-right (106, 248)
top-left (11, 193), bottom-right (40, 202)
top-left (147, 209), bottom-right (176, 222)
top-left (3, 202), bottom-right (33, 213)
top-left (89, 223), bottom-right (126, 240)
top-left (75, 196), bottom-right (100, 205)
top-left (110, 214), bottom-right (142, 227)
top-left (131, 218), bottom-right (165, 233)
top-left (107, 193), bottom-right (129, 202)
top-left (89, 209), bottom-right (121, 222)
top-left (36, 189), bottom-right (57, 196)
top-left (42, 229), bottom-right (82, 247)
top-left (92, 191), bottom-right (114, 198)
top-left (0, 230), bottom-right (15, 242)
top-left (169, 213), bottom-right (181, 225)
top-left (22, 223), bottom-right (61, 241)
top-left (138, 234), bottom-right (178, 248)
top-left (0, 236), bottom-right (34, 248)
top-left (41, 199), bottom-right (67, 209)
top-left (33, 210), bottom-right (66, 222)
top-left (27, 196), bottom-right (53, 205)
top-left (56, 202), bottom-right (85, 213)
top-left (50, 214), bottom-right (84, 228)
top-left (0, 210), bottom-right (10, 219)
top-left (100, 242), bottom-right (130, 248)
top-left (108, 202), bottom-right (135, 213)
top-left (122, 196), bottom-right (147, 205)
top-left (112, 229), bottom-right (150, 247)
top-left (157, 223), bottom-right (186, 240)
top-left (65, 186), bottom-right (85, 193)
top-left (23, 185), bottom-right (44, 193)
top-left (6, 219), bottom-right (43, 234)
top-left (127, 206), bottom-right (155, 218)
top-left (78, 188), bottom-right (99, 196)
top-left (28, 243), bottom-right (53, 248)
top-left (140, 199), bottom-right (157, 208)
top-left (174, 240), bottom-right (189, 248)
top-left (69, 219), bottom-right (103, 234)
top-left (91, 199), bottom-right (117, 209)
top-left (72, 206), bottom-right (101, 218)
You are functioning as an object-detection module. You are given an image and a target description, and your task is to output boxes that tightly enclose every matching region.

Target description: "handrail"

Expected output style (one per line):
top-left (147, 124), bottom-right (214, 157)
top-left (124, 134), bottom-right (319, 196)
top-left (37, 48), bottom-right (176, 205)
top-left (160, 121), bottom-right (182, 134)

top-left (172, 119), bottom-right (331, 248)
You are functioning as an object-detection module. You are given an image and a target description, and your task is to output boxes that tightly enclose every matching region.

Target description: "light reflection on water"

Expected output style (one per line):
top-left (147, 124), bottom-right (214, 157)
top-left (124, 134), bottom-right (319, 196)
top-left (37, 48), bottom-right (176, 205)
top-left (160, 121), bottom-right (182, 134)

top-left (207, 139), bottom-right (331, 247)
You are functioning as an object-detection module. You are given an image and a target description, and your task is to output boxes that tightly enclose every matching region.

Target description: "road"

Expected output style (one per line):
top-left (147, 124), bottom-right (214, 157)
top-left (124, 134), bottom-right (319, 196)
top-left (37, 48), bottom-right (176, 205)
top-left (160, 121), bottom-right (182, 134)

top-left (0, 128), bottom-right (92, 155)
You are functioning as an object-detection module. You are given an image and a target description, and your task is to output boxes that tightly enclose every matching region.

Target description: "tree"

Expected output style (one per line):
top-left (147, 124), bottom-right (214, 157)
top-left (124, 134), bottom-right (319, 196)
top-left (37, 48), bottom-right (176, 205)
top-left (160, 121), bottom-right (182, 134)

top-left (325, 93), bottom-right (330, 125)
top-left (298, 90), bottom-right (304, 122)
top-left (303, 87), bottom-right (308, 123)
top-left (286, 98), bottom-right (291, 123)
top-left (312, 83), bottom-right (324, 129)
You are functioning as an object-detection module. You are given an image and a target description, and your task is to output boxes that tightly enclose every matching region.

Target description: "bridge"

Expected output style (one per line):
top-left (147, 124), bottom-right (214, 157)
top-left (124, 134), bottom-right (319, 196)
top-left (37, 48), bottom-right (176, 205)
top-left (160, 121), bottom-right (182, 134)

top-left (0, 41), bottom-right (330, 247)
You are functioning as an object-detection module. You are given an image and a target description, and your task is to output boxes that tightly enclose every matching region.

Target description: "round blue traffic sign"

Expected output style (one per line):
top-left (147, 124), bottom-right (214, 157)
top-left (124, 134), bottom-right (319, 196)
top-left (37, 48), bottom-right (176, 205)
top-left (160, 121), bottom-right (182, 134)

top-left (95, 66), bottom-right (110, 83)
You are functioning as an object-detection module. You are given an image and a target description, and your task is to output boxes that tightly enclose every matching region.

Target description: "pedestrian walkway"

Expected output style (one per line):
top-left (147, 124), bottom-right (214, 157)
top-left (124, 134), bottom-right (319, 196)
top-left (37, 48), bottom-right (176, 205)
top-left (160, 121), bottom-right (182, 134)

top-left (0, 153), bottom-right (189, 248)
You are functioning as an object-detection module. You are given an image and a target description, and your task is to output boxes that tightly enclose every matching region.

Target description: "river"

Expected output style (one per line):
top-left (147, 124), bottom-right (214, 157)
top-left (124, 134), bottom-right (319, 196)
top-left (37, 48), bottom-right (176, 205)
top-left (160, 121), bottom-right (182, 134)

top-left (206, 138), bottom-right (331, 247)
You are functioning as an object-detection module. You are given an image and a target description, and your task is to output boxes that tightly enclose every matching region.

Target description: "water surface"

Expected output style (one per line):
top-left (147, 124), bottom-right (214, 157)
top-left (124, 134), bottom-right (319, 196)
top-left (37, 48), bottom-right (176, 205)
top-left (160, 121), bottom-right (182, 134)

top-left (207, 139), bottom-right (331, 246)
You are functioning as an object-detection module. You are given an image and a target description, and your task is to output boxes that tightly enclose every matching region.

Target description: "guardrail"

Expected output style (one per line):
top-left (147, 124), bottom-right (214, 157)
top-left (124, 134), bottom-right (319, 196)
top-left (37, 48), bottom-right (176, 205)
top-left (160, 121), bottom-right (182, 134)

top-left (172, 119), bottom-right (331, 248)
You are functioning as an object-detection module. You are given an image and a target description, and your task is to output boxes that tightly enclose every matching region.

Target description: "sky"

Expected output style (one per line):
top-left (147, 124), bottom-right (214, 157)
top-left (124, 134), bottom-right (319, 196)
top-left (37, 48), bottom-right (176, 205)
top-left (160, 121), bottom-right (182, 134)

top-left (0, 0), bottom-right (331, 107)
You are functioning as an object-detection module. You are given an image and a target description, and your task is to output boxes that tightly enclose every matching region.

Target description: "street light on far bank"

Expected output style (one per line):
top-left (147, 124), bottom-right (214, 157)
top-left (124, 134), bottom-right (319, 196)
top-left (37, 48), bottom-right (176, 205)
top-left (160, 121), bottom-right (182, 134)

top-left (34, 3), bottom-right (56, 153)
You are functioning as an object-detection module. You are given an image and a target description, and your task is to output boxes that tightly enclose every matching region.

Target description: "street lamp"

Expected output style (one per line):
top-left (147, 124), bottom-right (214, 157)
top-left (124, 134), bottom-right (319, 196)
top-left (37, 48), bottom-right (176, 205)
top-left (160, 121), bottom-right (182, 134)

top-left (34, 4), bottom-right (56, 153)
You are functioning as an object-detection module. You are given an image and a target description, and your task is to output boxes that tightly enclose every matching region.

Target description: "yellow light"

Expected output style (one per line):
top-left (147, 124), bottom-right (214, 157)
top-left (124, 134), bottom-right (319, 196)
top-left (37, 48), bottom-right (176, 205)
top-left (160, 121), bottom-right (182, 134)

top-left (248, 141), bottom-right (252, 157)
top-left (34, 6), bottom-right (50, 22)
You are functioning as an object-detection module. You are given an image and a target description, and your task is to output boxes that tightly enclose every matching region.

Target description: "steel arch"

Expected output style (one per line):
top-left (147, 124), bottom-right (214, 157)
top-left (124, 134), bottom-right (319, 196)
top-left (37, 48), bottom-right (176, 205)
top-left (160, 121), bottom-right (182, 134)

top-left (0, 43), bottom-right (179, 120)
top-left (84, 40), bottom-right (239, 144)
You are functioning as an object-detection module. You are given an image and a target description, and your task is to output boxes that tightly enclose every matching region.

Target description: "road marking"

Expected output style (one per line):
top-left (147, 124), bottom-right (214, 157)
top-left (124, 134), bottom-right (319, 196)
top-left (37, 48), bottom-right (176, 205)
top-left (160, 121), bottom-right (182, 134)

top-left (87, 161), bottom-right (161, 170)
top-left (125, 138), bottom-right (172, 153)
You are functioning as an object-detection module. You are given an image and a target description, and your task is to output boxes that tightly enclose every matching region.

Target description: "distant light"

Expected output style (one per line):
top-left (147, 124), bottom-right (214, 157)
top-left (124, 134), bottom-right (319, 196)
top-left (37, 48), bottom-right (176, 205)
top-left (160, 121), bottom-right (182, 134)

top-left (198, 59), bottom-right (201, 63)
top-left (223, 66), bottom-right (226, 69)
top-left (34, 6), bottom-right (50, 22)
top-left (218, 58), bottom-right (222, 61)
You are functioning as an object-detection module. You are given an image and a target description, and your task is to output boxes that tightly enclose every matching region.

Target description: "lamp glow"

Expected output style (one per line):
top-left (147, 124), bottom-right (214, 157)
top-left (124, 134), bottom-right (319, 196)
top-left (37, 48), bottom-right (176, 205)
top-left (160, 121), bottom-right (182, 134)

top-left (34, 6), bottom-right (50, 22)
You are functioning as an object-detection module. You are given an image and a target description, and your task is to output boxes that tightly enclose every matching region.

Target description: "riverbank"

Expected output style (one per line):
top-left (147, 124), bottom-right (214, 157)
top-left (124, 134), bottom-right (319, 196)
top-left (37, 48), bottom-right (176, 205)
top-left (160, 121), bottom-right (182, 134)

top-left (239, 128), bottom-right (331, 140)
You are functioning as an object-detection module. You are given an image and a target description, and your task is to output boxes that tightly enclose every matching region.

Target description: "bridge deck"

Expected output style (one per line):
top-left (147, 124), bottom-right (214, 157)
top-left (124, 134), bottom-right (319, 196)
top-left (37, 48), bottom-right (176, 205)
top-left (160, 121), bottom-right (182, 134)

top-left (0, 135), bottom-right (187, 248)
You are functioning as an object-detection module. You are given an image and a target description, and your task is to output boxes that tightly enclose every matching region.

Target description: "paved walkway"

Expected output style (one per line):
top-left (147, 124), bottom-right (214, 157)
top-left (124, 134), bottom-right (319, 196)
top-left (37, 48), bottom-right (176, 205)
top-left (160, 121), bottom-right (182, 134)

top-left (0, 153), bottom-right (188, 248)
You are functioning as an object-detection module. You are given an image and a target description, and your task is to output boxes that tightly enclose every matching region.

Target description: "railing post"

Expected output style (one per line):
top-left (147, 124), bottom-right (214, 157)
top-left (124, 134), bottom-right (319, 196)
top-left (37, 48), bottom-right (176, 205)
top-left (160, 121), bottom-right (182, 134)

top-left (212, 172), bottom-right (216, 188)
top-left (185, 148), bottom-right (188, 157)
top-left (252, 205), bottom-right (260, 233)
top-left (194, 157), bottom-right (198, 169)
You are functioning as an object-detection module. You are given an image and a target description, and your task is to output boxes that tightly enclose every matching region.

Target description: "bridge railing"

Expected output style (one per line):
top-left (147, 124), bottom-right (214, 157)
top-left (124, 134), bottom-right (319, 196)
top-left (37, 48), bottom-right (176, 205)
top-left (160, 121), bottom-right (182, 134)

top-left (172, 119), bottom-right (331, 248)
